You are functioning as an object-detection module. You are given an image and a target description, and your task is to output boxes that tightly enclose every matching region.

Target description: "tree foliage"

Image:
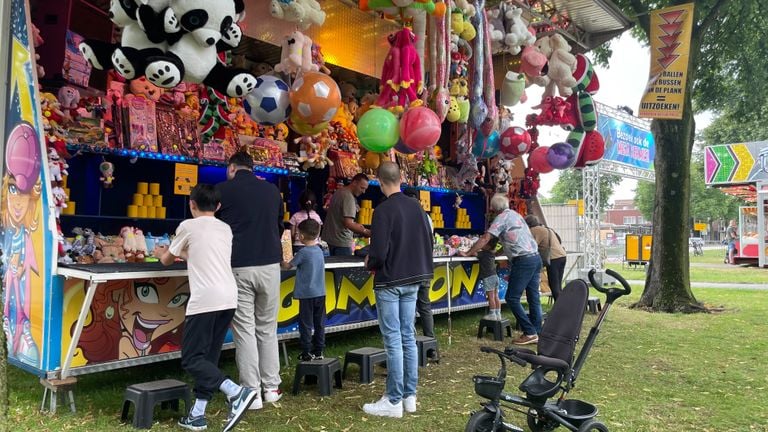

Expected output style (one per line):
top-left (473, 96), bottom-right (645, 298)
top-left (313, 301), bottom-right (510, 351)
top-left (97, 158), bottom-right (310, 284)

top-left (545, 170), bottom-right (621, 212)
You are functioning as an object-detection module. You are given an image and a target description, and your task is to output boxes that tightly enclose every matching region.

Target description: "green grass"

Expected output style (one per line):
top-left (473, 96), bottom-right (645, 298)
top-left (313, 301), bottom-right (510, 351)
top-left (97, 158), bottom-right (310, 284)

top-left (7, 285), bottom-right (768, 431)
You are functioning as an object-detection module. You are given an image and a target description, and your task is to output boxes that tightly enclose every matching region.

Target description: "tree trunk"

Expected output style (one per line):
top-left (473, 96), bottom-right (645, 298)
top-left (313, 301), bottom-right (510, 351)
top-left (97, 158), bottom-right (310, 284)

top-left (634, 28), bottom-right (704, 312)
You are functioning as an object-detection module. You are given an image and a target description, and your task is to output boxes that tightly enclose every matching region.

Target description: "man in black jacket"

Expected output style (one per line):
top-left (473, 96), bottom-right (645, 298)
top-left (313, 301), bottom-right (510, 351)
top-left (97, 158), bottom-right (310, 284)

top-left (216, 152), bottom-right (284, 409)
top-left (363, 162), bottom-right (433, 418)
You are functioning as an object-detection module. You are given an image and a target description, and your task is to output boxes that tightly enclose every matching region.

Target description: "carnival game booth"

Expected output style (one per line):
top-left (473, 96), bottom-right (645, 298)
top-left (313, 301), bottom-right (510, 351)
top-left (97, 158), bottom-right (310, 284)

top-left (705, 141), bottom-right (768, 266)
top-left (2, 0), bottom-right (632, 404)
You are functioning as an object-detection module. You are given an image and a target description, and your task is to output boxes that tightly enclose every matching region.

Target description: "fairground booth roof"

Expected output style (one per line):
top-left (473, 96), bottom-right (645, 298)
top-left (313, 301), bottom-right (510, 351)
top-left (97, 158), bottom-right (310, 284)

top-left (705, 141), bottom-right (768, 203)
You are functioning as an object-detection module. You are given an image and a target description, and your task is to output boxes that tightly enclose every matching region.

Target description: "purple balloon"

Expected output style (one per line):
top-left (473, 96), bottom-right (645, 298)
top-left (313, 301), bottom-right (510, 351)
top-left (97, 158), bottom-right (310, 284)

top-left (546, 142), bottom-right (577, 169)
top-left (395, 139), bottom-right (419, 155)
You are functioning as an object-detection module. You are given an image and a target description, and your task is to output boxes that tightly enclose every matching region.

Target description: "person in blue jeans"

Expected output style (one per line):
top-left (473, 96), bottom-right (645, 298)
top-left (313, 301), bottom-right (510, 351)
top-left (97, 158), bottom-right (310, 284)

top-left (363, 162), bottom-right (434, 418)
top-left (462, 194), bottom-right (542, 345)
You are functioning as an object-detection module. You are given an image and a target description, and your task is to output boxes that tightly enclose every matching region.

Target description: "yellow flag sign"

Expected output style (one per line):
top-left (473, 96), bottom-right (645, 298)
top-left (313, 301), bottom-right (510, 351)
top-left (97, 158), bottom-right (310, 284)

top-left (639, 3), bottom-right (694, 120)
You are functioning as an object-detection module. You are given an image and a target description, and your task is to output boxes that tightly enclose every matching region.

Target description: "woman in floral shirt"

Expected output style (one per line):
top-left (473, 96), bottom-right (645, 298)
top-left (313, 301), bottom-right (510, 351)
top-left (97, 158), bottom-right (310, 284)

top-left (461, 194), bottom-right (542, 345)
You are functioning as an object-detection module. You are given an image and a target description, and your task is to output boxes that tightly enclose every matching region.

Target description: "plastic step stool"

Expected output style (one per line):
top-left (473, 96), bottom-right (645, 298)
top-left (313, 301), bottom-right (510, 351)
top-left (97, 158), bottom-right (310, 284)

top-left (292, 357), bottom-right (343, 396)
top-left (477, 318), bottom-right (513, 341)
top-left (121, 379), bottom-right (191, 429)
top-left (343, 347), bottom-right (387, 384)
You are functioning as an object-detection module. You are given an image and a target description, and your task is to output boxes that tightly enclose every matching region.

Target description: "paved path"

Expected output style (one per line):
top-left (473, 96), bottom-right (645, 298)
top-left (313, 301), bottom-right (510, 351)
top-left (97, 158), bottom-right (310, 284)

top-left (625, 280), bottom-right (768, 290)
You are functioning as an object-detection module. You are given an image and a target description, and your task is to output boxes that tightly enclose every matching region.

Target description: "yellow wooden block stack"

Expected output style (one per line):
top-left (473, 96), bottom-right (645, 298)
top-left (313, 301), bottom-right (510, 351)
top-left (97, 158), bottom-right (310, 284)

top-left (127, 182), bottom-right (166, 219)
top-left (281, 193), bottom-right (289, 222)
top-left (357, 199), bottom-right (374, 225)
top-left (430, 206), bottom-right (444, 229)
top-left (60, 175), bottom-right (76, 215)
top-left (455, 208), bottom-right (471, 229)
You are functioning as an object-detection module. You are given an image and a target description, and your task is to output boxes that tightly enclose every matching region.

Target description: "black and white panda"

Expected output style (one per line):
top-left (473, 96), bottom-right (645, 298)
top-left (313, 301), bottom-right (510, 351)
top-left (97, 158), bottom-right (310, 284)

top-left (144, 0), bottom-right (256, 98)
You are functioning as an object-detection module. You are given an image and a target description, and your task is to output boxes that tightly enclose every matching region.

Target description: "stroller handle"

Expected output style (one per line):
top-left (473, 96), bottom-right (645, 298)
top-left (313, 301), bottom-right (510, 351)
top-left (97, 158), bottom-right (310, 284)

top-left (481, 346), bottom-right (527, 367)
top-left (588, 269), bottom-right (632, 297)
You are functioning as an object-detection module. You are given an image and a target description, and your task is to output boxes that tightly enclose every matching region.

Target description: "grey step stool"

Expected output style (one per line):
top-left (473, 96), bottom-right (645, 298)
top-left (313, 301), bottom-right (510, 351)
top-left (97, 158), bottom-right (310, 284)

top-left (587, 296), bottom-right (602, 314)
top-left (416, 335), bottom-right (439, 367)
top-left (343, 347), bottom-right (387, 384)
top-left (477, 318), bottom-right (513, 341)
top-left (292, 357), bottom-right (343, 396)
top-left (121, 379), bottom-right (191, 429)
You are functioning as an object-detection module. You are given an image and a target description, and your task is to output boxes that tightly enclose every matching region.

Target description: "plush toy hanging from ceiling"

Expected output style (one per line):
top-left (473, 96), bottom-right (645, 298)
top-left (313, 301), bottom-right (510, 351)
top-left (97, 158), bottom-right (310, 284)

top-left (274, 31), bottom-right (319, 77)
top-left (480, 6), bottom-right (498, 137)
top-left (428, 7), bottom-right (451, 121)
top-left (468, 0), bottom-right (487, 130)
top-left (270, 0), bottom-right (327, 30)
top-left (376, 28), bottom-right (425, 113)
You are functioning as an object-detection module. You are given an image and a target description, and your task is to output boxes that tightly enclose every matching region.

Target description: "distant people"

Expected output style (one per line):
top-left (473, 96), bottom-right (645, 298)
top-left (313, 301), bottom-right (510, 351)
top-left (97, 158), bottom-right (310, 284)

top-left (289, 190), bottom-right (323, 253)
top-left (525, 215), bottom-right (567, 301)
top-left (476, 238), bottom-right (502, 320)
top-left (282, 219), bottom-right (326, 361)
top-left (322, 173), bottom-right (371, 256)
top-left (727, 219), bottom-right (738, 264)
top-left (461, 194), bottom-right (541, 345)
top-left (404, 190), bottom-right (435, 339)
top-left (363, 162), bottom-right (433, 418)
top-left (216, 152), bottom-right (284, 409)
top-left (158, 184), bottom-right (257, 432)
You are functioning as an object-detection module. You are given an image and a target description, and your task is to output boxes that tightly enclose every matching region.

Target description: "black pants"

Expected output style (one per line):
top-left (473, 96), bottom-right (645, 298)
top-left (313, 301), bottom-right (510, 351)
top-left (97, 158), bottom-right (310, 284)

top-left (181, 309), bottom-right (235, 400)
top-left (416, 283), bottom-right (434, 338)
top-left (299, 296), bottom-right (326, 355)
top-left (547, 257), bottom-right (567, 301)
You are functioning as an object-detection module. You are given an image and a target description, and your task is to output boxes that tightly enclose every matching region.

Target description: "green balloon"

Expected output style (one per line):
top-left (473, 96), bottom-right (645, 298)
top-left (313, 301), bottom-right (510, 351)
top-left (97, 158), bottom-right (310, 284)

top-left (357, 108), bottom-right (399, 152)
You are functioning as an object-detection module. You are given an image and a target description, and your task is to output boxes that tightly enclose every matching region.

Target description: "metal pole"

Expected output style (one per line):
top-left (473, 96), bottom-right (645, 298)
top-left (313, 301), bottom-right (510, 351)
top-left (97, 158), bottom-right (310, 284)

top-left (446, 259), bottom-right (452, 345)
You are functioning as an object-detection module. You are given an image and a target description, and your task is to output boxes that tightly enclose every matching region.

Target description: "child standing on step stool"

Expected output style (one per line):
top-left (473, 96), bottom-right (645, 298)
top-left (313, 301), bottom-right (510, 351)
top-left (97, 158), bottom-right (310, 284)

top-left (282, 219), bottom-right (326, 361)
top-left (158, 184), bottom-right (258, 432)
top-left (477, 238), bottom-right (502, 321)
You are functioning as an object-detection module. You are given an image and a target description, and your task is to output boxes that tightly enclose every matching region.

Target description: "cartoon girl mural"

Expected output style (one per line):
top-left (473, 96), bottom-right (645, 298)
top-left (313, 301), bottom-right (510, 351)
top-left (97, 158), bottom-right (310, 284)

top-left (75, 278), bottom-right (190, 363)
top-left (1, 123), bottom-right (42, 367)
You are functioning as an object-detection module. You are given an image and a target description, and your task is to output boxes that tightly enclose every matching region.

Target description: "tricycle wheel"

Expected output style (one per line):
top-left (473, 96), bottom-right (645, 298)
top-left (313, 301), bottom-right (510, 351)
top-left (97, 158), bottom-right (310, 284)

top-left (527, 409), bottom-right (559, 432)
top-left (577, 420), bottom-right (609, 432)
top-left (465, 410), bottom-right (499, 432)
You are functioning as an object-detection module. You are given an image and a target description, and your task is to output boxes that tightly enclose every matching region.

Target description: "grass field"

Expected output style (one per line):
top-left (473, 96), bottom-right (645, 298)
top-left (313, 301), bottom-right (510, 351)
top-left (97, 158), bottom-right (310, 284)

top-left (6, 283), bottom-right (768, 431)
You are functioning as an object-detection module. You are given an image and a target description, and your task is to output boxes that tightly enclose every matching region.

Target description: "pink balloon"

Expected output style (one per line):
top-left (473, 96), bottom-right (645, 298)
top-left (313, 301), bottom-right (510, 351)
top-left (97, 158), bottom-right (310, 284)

top-left (499, 126), bottom-right (532, 159)
top-left (399, 107), bottom-right (442, 152)
top-left (528, 146), bottom-right (554, 174)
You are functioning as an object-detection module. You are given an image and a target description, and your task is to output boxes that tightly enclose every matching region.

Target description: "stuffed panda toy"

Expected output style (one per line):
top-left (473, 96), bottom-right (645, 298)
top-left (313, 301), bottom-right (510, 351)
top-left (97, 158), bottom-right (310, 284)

top-left (78, 0), bottom-right (170, 80)
top-left (143, 0), bottom-right (256, 98)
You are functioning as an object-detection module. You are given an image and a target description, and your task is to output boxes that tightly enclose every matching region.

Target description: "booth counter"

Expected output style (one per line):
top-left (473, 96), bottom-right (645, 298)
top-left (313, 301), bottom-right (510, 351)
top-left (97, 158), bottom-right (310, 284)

top-left (52, 255), bottom-right (512, 380)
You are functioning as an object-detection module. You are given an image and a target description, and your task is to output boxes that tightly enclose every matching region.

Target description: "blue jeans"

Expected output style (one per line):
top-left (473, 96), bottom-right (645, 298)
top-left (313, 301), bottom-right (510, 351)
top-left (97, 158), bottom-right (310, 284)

top-left (374, 285), bottom-right (419, 404)
top-left (505, 254), bottom-right (543, 336)
top-left (329, 245), bottom-right (353, 256)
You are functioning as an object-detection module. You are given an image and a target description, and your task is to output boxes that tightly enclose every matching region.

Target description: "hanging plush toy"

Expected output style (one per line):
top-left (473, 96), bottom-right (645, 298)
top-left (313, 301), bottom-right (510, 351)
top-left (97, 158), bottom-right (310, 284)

top-left (468, 0), bottom-right (487, 130)
top-left (503, 4), bottom-right (536, 55)
top-left (541, 34), bottom-right (577, 97)
top-left (99, 161), bottom-right (115, 188)
top-left (376, 28), bottom-right (424, 113)
top-left (48, 147), bottom-right (68, 182)
top-left (274, 31), bottom-right (319, 76)
top-left (143, 0), bottom-right (257, 98)
top-left (270, 0), bottom-right (327, 29)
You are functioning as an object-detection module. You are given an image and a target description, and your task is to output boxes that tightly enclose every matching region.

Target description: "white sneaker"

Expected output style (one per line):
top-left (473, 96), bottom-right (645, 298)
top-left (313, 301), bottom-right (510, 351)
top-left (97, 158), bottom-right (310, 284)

top-left (263, 389), bottom-right (283, 403)
top-left (363, 396), bottom-right (403, 418)
top-left (403, 395), bottom-right (417, 413)
top-left (482, 313), bottom-right (496, 321)
top-left (248, 397), bottom-right (263, 410)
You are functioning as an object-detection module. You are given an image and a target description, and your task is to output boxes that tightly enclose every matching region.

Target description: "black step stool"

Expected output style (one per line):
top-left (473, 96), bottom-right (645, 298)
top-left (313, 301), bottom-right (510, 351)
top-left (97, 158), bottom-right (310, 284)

top-left (416, 335), bottom-right (439, 367)
top-left (292, 357), bottom-right (343, 396)
top-left (343, 347), bottom-right (387, 384)
top-left (121, 379), bottom-right (191, 429)
top-left (587, 296), bottom-right (602, 314)
top-left (477, 318), bottom-right (513, 341)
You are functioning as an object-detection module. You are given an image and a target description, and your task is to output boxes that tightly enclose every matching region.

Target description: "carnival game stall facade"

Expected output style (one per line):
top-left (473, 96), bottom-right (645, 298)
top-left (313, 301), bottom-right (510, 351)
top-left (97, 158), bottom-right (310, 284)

top-left (1, 0), bottom-right (631, 389)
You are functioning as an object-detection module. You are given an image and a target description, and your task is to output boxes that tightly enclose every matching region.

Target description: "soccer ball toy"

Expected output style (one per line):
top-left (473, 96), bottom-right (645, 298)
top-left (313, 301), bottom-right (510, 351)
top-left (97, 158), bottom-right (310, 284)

top-left (245, 75), bottom-right (291, 125)
top-left (499, 126), bottom-right (532, 159)
top-left (290, 72), bottom-right (341, 125)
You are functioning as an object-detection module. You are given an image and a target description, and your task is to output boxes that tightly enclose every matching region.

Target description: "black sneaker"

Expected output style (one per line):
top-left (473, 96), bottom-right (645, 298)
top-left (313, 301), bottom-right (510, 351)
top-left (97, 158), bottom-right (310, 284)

top-left (223, 387), bottom-right (258, 432)
top-left (178, 414), bottom-right (207, 431)
top-left (311, 351), bottom-right (324, 360)
top-left (298, 352), bottom-right (315, 361)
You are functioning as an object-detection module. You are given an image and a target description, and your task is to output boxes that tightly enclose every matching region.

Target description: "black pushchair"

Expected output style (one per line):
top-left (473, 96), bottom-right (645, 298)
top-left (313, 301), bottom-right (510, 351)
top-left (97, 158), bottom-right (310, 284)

top-left (466, 269), bottom-right (631, 432)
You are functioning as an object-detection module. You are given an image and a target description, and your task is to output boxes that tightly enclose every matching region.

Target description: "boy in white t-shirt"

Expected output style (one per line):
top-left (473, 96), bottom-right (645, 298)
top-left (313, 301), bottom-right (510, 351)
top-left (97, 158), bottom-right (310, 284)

top-left (158, 184), bottom-right (257, 432)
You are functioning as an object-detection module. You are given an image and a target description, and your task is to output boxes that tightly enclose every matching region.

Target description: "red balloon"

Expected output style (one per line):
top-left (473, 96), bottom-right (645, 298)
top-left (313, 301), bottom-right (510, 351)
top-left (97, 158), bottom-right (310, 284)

top-left (399, 107), bottom-right (442, 152)
top-left (499, 126), bottom-right (532, 159)
top-left (528, 146), bottom-right (554, 173)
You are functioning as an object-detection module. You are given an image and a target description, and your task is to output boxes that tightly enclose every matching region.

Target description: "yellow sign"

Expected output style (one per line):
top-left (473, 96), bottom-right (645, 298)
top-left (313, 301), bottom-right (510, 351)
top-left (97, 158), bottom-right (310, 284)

top-left (694, 223), bottom-right (707, 231)
top-left (419, 190), bottom-right (431, 212)
top-left (174, 163), bottom-right (198, 195)
top-left (639, 3), bottom-right (694, 119)
top-left (567, 199), bottom-right (584, 216)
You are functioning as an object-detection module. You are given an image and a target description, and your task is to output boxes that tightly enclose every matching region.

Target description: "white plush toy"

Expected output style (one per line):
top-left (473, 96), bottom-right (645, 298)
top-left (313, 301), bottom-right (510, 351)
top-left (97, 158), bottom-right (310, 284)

top-left (487, 6), bottom-right (505, 54)
top-left (453, 0), bottom-right (476, 18)
top-left (274, 31), bottom-right (318, 76)
top-left (543, 34), bottom-right (578, 97)
top-left (270, 0), bottom-right (326, 30)
top-left (143, 0), bottom-right (257, 97)
top-left (503, 4), bottom-right (535, 55)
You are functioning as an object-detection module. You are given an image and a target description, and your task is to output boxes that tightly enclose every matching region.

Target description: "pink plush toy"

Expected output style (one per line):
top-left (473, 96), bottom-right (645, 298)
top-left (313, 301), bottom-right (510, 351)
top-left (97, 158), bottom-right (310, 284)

top-left (520, 39), bottom-right (549, 84)
top-left (376, 28), bottom-right (423, 111)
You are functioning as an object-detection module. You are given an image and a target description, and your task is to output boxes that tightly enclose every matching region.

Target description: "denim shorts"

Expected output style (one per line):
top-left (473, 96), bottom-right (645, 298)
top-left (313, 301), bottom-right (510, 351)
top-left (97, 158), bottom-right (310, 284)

top-left (483, 275), bottom-right (499, 292)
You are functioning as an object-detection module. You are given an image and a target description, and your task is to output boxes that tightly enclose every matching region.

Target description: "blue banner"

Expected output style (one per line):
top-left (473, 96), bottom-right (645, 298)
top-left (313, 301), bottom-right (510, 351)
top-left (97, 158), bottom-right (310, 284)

top-left (597, 113), bottom-right (655, 171)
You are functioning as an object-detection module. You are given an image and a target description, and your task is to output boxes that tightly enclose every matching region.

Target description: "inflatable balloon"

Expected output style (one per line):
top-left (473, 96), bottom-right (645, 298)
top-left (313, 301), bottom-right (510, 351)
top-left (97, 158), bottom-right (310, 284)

top-left (358, 108), bottom-right (399, 152)
top-left (245, 75), bottom-right (291, 125)
top-left (399, 107), bottom-right (442, 152)
top-left (290, 72), bottom-right (341, 125)
top-left (499, 126), bottom-right (532, 159)
top-left (529, 146), bottom-right (554, 174)
top-left (288, 111), bottom-right (329, 136)
top-left (547, 142), bottom-right (577, 169)
top-left (472, 130), bottom-right (500, 159)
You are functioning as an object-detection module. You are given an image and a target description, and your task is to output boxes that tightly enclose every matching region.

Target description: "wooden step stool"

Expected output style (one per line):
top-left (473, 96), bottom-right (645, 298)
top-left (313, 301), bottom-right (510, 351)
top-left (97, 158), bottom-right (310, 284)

top-left (40, 377), bottom-right (77, 414)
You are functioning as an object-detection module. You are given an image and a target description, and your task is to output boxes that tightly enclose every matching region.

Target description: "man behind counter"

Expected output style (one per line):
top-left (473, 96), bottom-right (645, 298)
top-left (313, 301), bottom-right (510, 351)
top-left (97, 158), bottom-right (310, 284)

top-left (321, 173), bottom-right (371, 256)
